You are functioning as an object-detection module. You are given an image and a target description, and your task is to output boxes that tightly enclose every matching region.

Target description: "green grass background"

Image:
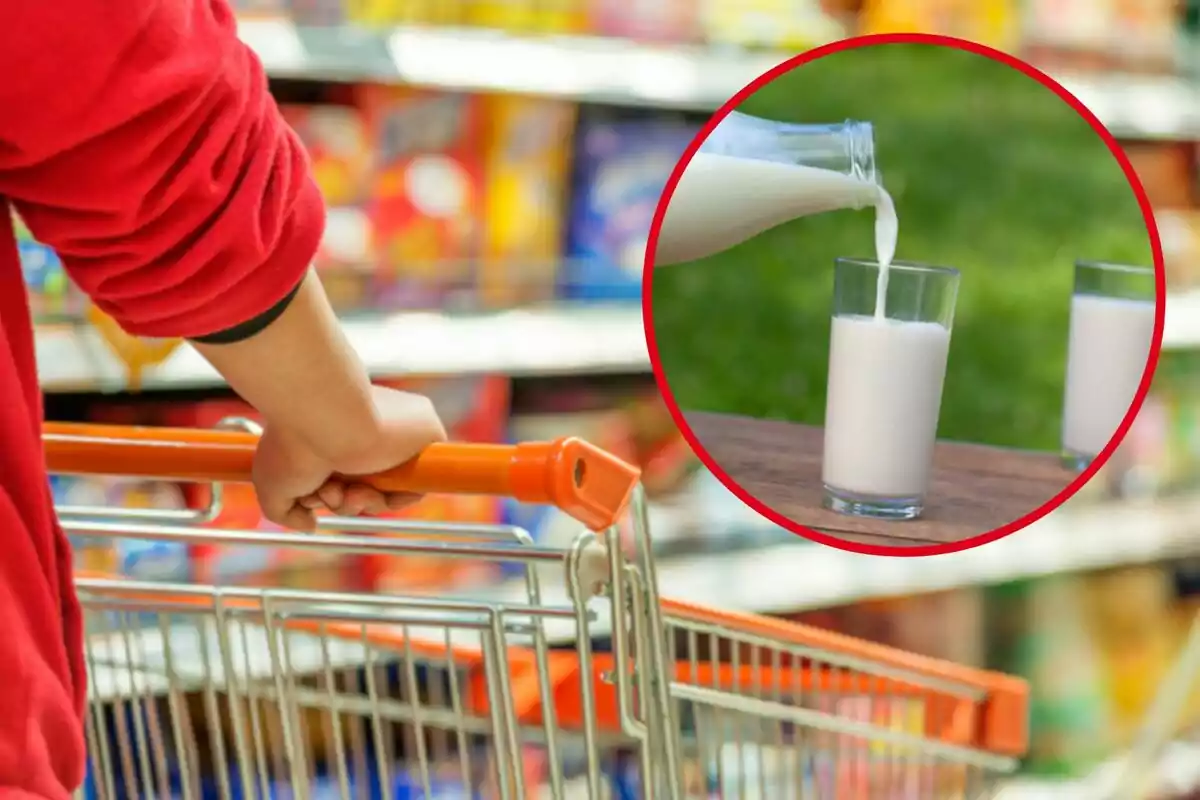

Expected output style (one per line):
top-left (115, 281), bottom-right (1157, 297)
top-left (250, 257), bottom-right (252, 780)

top-left (651, 43), bottom-right (1153, 450)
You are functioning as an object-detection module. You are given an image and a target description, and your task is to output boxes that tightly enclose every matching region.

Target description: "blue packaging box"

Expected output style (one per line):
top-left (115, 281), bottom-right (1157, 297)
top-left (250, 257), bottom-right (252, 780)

top-left (563, 119), bottom-right (697, 300)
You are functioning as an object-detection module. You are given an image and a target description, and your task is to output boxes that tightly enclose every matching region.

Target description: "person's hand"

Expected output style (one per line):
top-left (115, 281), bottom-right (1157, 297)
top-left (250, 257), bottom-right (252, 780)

top-left (251, 385), bottom-right (447, 530)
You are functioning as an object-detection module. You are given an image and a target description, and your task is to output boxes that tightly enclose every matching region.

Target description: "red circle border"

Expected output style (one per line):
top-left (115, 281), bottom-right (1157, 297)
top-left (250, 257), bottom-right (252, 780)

top-left (642, 32), bottom-right (1167, 558)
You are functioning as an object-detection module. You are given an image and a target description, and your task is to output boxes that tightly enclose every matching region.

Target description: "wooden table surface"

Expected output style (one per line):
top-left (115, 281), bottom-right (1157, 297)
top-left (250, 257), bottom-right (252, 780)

top-left (684, 411), bottom-right (1077, 547)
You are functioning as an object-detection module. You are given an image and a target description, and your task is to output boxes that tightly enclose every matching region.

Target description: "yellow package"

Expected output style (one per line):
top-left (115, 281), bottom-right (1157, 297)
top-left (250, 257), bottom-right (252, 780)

top-left (468, 0), bottom-right (586, 33)
top-left (345, 0), bottom-right (465, 27)
top-left (480, 95), bottom-right (576, 308)
top-left (703, 0), bottom-right (846, 49)
top-left (860, 0), bottom-right (1020, 50)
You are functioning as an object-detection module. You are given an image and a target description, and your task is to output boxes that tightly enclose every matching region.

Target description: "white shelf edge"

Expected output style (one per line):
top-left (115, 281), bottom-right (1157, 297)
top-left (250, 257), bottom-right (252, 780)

top-left (238, 20), bottom-right (1200, 138)
top-left (998, 740), bottom-right (1200, 798)
top-left (37, 288), bottom-right (1199, 391)
top-left (36, 304), bottom-right (649, 392)
top-left (433, 495), bottom-right (1200, 645)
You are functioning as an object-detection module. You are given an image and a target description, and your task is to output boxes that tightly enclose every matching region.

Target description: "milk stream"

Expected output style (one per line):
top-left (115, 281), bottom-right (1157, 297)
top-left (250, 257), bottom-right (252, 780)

top-left (872, 188), bottom-right (898, 318)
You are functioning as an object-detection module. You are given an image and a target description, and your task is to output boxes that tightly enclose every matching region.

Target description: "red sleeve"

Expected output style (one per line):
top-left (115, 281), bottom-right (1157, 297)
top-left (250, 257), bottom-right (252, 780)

top-left (0, 0), bottom-right (324, 339)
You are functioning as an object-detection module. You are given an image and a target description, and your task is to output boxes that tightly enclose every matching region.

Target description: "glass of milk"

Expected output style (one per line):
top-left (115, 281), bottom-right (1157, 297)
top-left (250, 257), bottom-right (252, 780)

top-left (1061, 260), bottom-right (1156, 471)
top-left (822, 257), bottom-right (960, 520)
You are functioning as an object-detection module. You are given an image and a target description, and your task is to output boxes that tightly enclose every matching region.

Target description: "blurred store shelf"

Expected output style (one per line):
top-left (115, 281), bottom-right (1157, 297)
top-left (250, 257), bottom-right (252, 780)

top-left (1165, 289), bottom-right (1200, 349)
top-left (239, 19), bottom-right (786, 111)
top-left (1056, 72), bottom-right (1200, 140)
top-left (35, 304), bottom-right (648, 392)
top-left (998, 740), bottom-right (1200, 798)
top-left (34, 287), bottom-right (1195, 391)
top-left (453, 493), bottom-right (1200, 644)
top-left (238, 20), bottom-right (1200, 139)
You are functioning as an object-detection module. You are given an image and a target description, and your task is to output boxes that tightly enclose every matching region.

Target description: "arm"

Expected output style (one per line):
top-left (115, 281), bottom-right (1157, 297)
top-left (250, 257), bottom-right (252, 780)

top-left (0, 0), bottom-right (443, 523)
top-left (191, 269), bottom-right (383, 465)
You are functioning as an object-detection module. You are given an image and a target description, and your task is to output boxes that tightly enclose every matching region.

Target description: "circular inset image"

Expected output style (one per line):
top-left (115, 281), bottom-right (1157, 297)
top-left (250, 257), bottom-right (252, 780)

top-left (646, 34), bottom-right (1165, 555)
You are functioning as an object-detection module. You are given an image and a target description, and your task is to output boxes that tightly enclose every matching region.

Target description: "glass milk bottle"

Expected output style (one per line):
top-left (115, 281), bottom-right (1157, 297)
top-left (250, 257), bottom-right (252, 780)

top-left (655, 111), bottom-right (882, 266)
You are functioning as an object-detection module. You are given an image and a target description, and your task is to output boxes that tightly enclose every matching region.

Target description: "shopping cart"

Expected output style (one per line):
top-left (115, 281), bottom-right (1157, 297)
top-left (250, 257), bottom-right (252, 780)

top-left (45, 421), bottom-right (1029, 800)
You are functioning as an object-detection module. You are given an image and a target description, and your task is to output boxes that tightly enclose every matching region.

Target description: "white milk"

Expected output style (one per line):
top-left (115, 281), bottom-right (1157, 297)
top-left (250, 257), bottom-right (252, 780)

top-left (655, 152), bottom-right (893, 267)
top-left (822, 315), bottom-right (951, 498)
top-left (1062, 294), bottom-right (1156, 458)
top-left (872, 188), bottom-right (897, 317)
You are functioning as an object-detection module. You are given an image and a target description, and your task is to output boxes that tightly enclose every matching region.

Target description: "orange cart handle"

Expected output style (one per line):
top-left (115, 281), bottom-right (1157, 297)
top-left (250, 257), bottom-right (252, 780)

top-left (43, 423), bottom-right (640, 531)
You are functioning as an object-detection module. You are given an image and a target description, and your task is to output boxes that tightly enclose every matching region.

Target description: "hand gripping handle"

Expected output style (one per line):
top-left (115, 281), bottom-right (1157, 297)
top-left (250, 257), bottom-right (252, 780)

top-left (43, 422), bottom-right (641, 531)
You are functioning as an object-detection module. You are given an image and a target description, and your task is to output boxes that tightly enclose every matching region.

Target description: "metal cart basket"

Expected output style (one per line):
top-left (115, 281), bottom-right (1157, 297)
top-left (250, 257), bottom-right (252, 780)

top-left (45, 421), bottom-right (1029, 800)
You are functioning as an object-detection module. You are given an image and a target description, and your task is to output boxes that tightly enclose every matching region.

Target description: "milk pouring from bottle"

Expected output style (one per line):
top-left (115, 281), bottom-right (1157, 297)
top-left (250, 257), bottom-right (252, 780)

top-left (655, 112), bottom-right (897, 284)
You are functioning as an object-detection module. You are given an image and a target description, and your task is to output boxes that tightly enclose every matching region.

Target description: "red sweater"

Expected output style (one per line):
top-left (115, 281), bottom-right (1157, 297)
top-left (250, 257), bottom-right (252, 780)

top-left (0, 1), bottom-right (323, 795)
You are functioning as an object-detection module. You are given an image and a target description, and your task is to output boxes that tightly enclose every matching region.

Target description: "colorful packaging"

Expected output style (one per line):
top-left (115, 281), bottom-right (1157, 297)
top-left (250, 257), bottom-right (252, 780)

top-left (13, 212), bottom-right (73, 320)
top-left (468, 0), bottom-right (585, 32)
top-left (347, 0), bottom-right (465, 27)
top-left (479, 96), bottom-right (576, 308)
top-left (1124, 143), bottom-right (1197, 209)
top-left (229, 0), bottom-right (287, 15)
top-left (280, 103), bottom-right (375, 311)
top-left (859, 0), bottom-right (1020, 49)
top-left (1080, 566), bottom-right (1178, 748)
top-left (986, 577), bottom-right (1112, 776)
top-left (1158, 210), bottom-right (1200, 290)
top-left (701, 0), bottom-right (846, 48)
top-left (564, 118), bottom-right (697, 300)
top-left (359, 87), bottom-right (485, 310)
top-left (588, 0), bottom-right (701, 41)
top-left (56, 473), bottom-right (192, 616)
top-left (281, 104), bottom-right (373, 209)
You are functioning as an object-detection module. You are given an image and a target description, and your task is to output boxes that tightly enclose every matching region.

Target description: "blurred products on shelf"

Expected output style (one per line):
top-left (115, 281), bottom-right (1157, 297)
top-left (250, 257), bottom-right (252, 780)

top-left (1080, 566), bottom-right (1180, 748)
top-left (479, 95), bottom-right (577, 308)
top-left (12, 212), bottom-right (77, 320)
top-left (990, 578), bottom-right (1111, 776)
top-left (780, 572), bottom-right (1200, 781)
top-left (1022, 0), bottom-right (1182, 73)
top-left (233, 0), bottom-right (848, 46)
top-left (358, 85), bottom-right (486, 309)
top-left (1072, 350), bottom-right (1200, 502)
top-left (860, 0), bottom-right (1020, 49)
top-left (58, 475), bottom-right (193, 584)
top-left (278, 88), bottom-right (605, 313)
top-left (590, 0), bottom-right (702, 42)
top-left (229, 0), bottom-right (1199, 67)
top-left (1124, 141), bottom-right (1199, 209)
top-left (1160, 209), bottom-right (1200, 287)
top-left (563, 115), bottom-right (697, 300)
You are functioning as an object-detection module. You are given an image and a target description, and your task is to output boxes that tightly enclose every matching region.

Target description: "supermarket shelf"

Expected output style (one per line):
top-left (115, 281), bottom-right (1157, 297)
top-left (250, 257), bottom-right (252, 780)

top-left (561, 496), bottom-right (1200, 622)
top-left (237, 20), bottom-right (1200, 138)
top-left (238, 20), bottom-right (787, 112)
top-left (35, 287), bottom-right (1197, 391)
top-left (1056, 71), bottom-right (1200, 140)
top-left (35, 304), bottom-right (648, 392)
top-left (998, 740), bottom-right (1200, 798)
top-left (1165, 289), bottom-right (1200, 350)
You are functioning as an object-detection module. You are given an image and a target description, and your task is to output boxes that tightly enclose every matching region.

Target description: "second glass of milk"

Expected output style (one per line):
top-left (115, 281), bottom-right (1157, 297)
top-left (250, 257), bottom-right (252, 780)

top-left (1061, 260), bottom-right (1156, 471)
top-left (822, 258), bottom-right (960, 520)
